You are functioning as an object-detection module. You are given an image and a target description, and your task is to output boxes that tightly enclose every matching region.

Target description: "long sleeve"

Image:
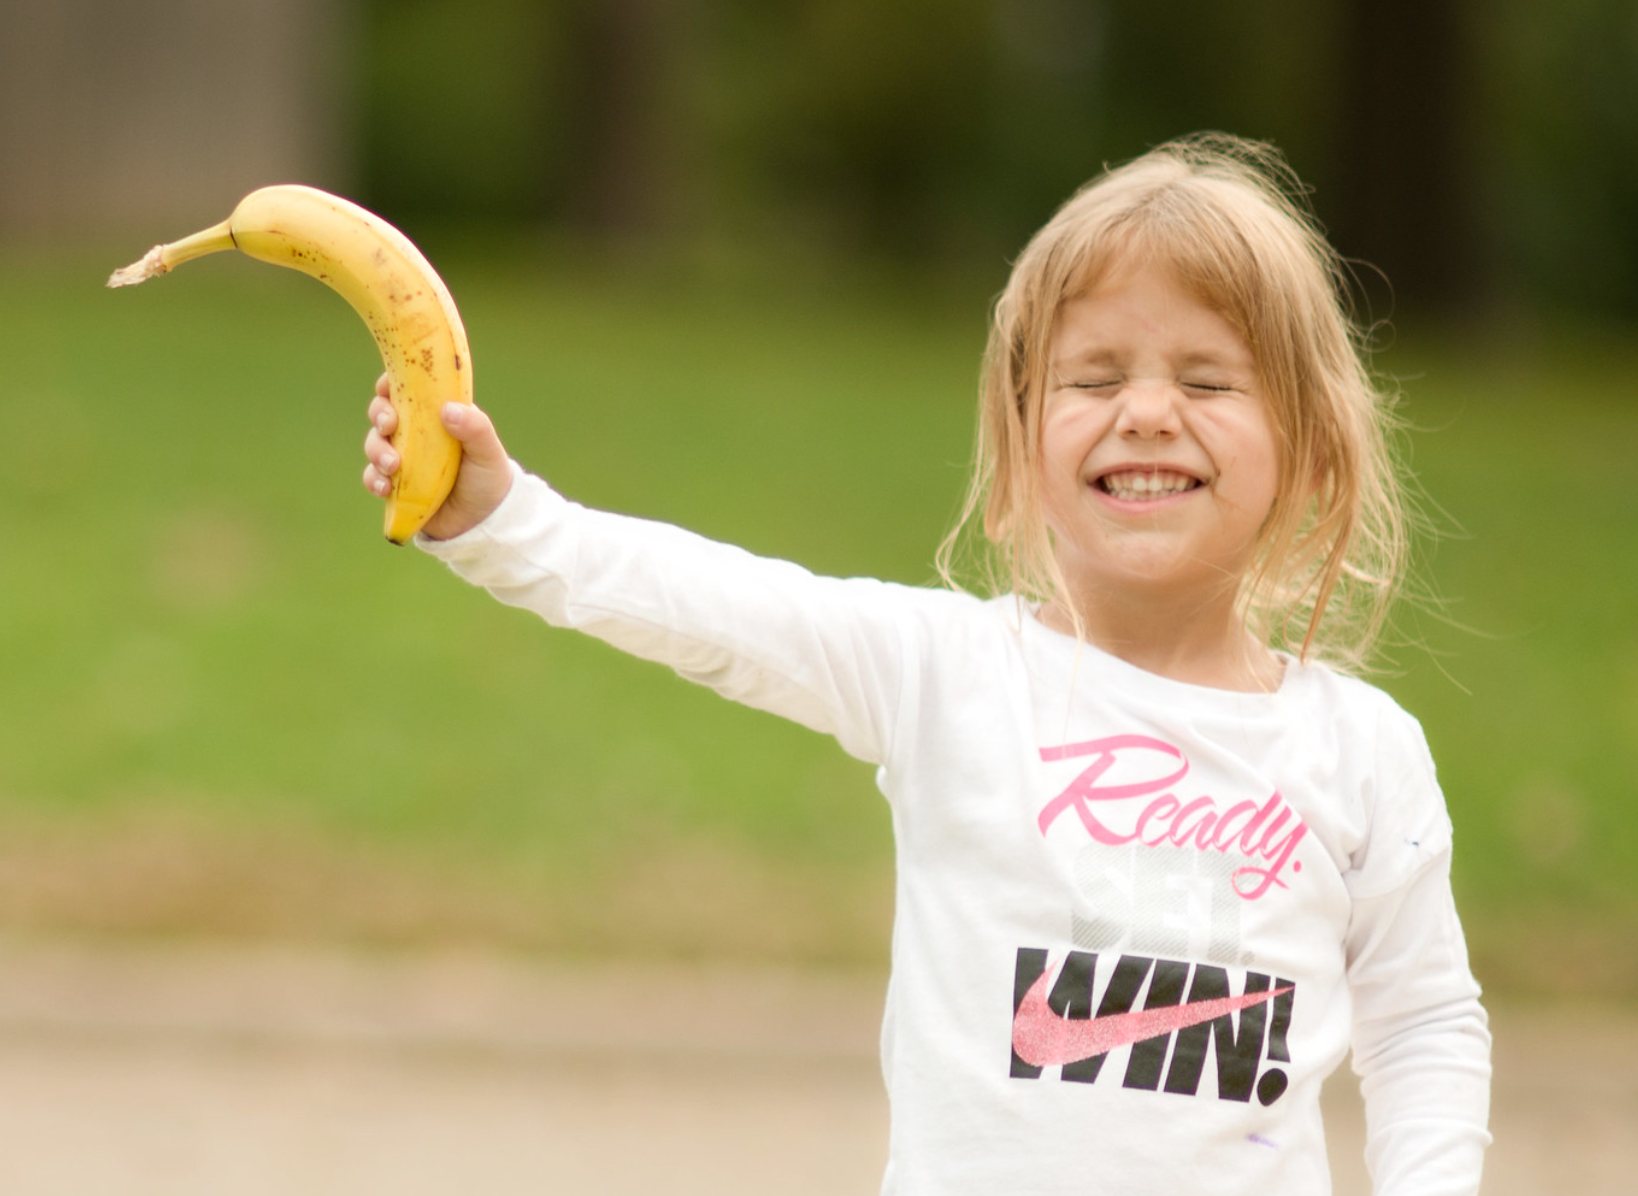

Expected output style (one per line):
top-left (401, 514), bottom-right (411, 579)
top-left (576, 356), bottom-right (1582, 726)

top-left (1344, 715), bottom-right (1491, 1195)
top-left (417, 465), bottom-right (912, 767)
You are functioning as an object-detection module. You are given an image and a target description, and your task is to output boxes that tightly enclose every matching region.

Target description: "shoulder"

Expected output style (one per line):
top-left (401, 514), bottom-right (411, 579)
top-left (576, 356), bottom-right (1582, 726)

top-left (1285, 659), bottom-right (1434, 767)
top-left (864, 581), bottom-right (1024, 627)
top-left (1287, 662), bottom-right (1454, 892)
top-left (863, 586), bottom-right (1036, 684)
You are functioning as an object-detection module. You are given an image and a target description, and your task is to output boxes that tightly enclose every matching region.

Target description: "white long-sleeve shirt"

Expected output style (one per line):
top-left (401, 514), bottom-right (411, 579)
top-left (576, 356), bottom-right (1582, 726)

top-left (422, 466), bottom-right (1491, 1195)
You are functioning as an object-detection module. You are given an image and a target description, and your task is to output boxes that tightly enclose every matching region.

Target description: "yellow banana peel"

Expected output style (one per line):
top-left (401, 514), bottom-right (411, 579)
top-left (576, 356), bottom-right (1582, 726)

top-left (109, 185), bottom-right (473, 544)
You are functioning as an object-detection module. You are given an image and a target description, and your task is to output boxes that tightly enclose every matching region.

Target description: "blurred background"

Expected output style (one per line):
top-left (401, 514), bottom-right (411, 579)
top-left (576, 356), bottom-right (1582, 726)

top-left (6, 2), bottom-right (1638, 1191)
top-left (2, 0), bottom-right (1638, 995)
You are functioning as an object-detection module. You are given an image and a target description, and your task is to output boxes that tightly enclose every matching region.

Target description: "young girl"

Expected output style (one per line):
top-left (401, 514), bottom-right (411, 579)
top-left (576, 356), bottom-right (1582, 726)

top-left (361, 134), bottom-right (1490, 1194)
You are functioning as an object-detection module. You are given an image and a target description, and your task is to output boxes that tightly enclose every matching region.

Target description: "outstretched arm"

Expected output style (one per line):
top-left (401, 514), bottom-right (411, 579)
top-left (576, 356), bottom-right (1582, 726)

top-left (359, 373), bottom-right (914, 766)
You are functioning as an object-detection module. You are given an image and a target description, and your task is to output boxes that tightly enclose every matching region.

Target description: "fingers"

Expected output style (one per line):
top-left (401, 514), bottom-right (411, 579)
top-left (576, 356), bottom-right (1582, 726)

top-left (364, 430), bottom-right (396, 475)
top-left (362, 461), bottom-right (392, 497)
top-left (375, 371), bottom-right (391, 399)
top-left (363, 387), bottom-right (399, 498)
top-left (363, 415), bottom-right (398, 469)
top-left (362, 422), bottom-right (396, 496)
top-left (368, 394), bottom-right (397, 435)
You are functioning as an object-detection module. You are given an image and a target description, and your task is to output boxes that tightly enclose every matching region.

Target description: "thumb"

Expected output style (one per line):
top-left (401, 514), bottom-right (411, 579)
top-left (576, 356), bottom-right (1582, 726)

top-left (415, 400), bottom-right (514, 541)
top-left (441, 401), bottom-right (507, 466)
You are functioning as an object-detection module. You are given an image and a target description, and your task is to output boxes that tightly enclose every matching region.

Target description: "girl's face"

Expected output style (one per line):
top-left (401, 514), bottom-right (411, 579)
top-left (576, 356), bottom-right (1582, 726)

top-left (1039, 263), bottom-right (1280, 609)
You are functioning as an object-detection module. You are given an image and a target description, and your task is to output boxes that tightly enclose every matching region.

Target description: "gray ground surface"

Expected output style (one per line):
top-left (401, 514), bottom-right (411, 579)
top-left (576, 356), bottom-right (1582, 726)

top-left (0, 937), bottom-right (1626, 1194)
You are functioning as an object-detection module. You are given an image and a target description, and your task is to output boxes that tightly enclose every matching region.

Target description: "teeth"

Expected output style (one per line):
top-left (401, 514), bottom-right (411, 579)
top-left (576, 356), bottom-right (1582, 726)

top-left (1100, 470), bottom-right (1197, 501)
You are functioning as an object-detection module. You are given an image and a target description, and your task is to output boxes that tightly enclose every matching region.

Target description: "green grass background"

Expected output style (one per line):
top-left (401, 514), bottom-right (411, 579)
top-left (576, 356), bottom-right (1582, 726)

top-left (1, 245), bottom-right (1635, 992)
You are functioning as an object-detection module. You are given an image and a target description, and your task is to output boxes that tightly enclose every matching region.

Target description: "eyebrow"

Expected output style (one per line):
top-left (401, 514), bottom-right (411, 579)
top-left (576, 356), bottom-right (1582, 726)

top-left (1050, 345), bottom-right (1121, 368)
top-left (1175, 351), bottom-right (1255, 372)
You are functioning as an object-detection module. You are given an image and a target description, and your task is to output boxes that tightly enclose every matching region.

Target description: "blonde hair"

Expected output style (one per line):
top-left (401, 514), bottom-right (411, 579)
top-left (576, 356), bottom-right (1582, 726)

top-left (937, 133), bottom-right (1409, 672)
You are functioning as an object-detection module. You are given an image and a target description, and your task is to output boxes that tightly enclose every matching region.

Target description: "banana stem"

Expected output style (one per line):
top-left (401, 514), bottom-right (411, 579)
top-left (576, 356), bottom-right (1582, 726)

top-left (107, 218), bottom-right (237, 287)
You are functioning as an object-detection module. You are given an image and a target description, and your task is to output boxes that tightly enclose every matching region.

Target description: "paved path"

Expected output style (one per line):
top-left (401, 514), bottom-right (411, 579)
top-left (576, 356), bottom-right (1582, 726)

top-left (0, 937), bottom-right (1625, 1193)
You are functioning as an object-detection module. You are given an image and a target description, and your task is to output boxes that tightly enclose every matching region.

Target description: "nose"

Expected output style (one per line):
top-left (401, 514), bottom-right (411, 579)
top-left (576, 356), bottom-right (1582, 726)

top-left (1114, 379), bottom-right (1182, 439)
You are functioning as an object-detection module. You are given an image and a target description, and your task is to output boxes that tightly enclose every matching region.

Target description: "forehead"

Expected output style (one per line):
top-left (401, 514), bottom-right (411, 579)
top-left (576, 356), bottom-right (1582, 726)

top-left (1051, 263), bottom-right (1257, 367)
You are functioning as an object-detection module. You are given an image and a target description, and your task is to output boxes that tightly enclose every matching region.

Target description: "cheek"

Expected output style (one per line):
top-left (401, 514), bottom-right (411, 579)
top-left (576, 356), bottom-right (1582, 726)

top-left (1212, 414), bottom-right (1282, 515)
top-left (1038, 404), bottom-right (1098, 481)
top-left (1236, 441), bottom-right (1282, 511)
top-left (1036, 439), bottom-right (1091, 526)
top-left (1035, 467), bottom-right (1070, 534)
top-left (1035, 418), bottom-right (1070, 496)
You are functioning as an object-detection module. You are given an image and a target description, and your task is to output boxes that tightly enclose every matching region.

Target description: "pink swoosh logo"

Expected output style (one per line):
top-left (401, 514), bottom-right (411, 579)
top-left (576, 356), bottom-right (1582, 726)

top-left (1012, 968), bottom-right (1293, 1068)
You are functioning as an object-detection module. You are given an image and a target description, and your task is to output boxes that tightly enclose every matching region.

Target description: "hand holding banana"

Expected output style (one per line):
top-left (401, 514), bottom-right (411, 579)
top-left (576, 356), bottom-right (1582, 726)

top-left (364, 372), bottom-right (512, 543)
top-left (109, 183), bottom-right (508, 543)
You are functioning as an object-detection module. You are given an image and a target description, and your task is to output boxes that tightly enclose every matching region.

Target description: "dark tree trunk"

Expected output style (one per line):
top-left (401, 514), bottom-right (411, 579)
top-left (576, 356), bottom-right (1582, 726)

top-left (1332, 0), bottom-right (1485, 320)
top-left (559, 0), bottom-right (686, 239)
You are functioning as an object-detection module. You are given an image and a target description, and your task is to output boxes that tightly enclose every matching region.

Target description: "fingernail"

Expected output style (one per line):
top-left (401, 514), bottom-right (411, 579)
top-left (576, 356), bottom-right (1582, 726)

top-left (442, 403), bottom-right (464, 425)
top-left (381, 451), bottom-right (397, 472)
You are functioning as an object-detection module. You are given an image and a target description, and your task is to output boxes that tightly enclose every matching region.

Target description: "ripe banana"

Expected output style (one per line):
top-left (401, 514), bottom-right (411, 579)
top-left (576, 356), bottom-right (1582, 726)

top-left (108, 184), bottom-right (472, 544)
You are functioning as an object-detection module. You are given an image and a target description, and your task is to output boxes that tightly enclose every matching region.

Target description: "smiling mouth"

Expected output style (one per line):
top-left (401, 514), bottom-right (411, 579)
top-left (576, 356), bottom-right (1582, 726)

top-left (1097, 469), bottom-right (1202, 501)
